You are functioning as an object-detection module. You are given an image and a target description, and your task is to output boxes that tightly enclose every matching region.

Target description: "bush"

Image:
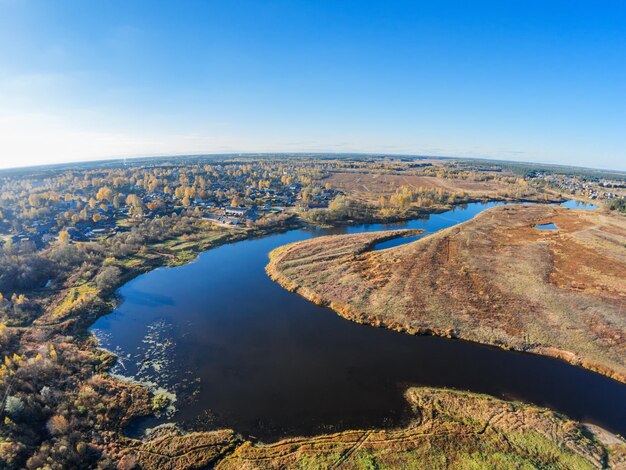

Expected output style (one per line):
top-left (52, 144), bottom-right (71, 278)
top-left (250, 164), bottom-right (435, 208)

top-left (46, 414), bottom-right (69, 436)
top-left (4, 396), bottom-right (25, 420)
top-left (152, 393), bottom-right (169, 412)
top-left (94, 267), bottom-right (122, 292)
top-left (606, 197), bottom-right (626, 213)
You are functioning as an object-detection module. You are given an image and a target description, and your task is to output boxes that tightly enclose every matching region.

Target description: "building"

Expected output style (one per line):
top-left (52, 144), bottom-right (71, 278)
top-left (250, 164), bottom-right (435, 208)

top-left (224, 207), bottom-right (248, 217)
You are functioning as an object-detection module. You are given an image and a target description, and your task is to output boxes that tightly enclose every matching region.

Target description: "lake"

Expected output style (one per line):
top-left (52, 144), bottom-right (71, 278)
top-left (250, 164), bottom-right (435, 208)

top-left (90, 200), bottom-right (626, 441)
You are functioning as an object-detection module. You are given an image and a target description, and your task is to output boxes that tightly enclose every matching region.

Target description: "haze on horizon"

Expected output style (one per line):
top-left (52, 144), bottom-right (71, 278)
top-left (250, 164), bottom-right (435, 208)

top-left (1, 0), bottom-right (625, 171)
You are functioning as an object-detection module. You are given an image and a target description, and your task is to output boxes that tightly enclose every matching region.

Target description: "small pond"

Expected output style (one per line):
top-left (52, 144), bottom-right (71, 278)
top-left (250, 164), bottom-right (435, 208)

top-left (535, 223), bottom-right (558, 230)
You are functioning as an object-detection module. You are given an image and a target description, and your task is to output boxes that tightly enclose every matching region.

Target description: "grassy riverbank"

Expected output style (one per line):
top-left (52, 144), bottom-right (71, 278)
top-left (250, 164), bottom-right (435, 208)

top-left (267, 204), bottom-right (626, 383)
top-left (125, 387), bottom-right (625, 469)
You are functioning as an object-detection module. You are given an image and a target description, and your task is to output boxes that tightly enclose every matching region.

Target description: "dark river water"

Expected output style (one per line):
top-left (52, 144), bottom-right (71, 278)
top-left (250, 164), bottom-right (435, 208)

top-left (90, 200), bottom-right (626, 441)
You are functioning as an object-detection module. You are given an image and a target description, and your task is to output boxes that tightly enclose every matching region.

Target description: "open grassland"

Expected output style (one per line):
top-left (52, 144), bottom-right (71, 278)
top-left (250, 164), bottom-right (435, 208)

top-left (125, 388), bottom-right (625, 469)
top-left (326, 171), bottom-right (561, 203)
top-left (267, 204), bottom-right (626, 382)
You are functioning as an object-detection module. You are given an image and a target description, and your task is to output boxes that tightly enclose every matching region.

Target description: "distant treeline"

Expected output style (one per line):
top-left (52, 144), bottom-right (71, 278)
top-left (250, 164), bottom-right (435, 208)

top-left (456, 159), bottom-right (626, 181)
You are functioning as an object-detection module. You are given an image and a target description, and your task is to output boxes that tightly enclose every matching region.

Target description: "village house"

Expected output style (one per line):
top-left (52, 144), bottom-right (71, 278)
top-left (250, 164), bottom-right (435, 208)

top-left (223, 207), bottom-right (248, 217)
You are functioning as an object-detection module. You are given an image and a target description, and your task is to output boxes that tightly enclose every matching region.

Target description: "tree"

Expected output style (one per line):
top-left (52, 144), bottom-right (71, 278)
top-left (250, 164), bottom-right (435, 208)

top-left (148, 179), bottom-right (158, 192)
top-left (96, 186), bottom-right (113, 202)
top-left (301, 188), bottom-right (311, 203)
top-left (125, 194), bottom-right (142, 207)
top-left (58, 230), bottom-right (71, 245)
top-left (329, 195), bottom-right (349, 212)
top-left (606, 198), bottom-right (626, 213)
top-left (184, 186), bottom-right (196, 198)
top-left (4, 396), bottom-right (24, 420)
top-left (126, 195), bottom-right (144, 218)
top-left (28, 194), bottom-right (44, 207)
top-left (3, 239), bottom-right (14, 254)
top-left (46, 414), bottom-right (69, 436)
top-left (94, 266), bottom-right (121, 292)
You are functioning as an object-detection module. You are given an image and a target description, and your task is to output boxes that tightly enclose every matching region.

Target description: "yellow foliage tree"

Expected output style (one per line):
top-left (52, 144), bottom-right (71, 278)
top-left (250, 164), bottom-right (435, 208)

top-left (58, 230), bottom-right (71, 244)
top-left (96, 186), bottom-right (113, 202)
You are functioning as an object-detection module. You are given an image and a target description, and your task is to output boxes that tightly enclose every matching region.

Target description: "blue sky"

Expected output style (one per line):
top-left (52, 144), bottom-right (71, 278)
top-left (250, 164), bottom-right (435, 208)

top-left (0, 0), bottom-right (624, 170)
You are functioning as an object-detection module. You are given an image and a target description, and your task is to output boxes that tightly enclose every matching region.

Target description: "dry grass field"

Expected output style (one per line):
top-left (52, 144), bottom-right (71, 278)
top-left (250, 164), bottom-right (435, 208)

top-left (126, 388), bottom-right (624, 469)
top-left (267, 204), bottom-right (626, 382)
top-left (326, 171), bottom-right (560, 204)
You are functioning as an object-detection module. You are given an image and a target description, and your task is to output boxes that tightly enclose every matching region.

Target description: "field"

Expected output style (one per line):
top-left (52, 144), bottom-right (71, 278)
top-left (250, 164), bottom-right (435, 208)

top-left (328, 172), bottom-right (503, 198)
top-left (125, 387), bottom-right (625, 469)
top-left (326, 171), bottom-right (561, 203)
top-left (267, 204), bottom-right (626, 382)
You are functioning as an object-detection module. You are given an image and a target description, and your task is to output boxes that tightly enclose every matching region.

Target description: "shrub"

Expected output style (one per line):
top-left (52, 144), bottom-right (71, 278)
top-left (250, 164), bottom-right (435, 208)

top-left (4, 396), bottom-right (25, 420)
top-left (46, 414), bottom-right (69, 436)
top-left (94, 266), bottom-right (122, 292)
top-left (606, 197), bottom-right (626, 213)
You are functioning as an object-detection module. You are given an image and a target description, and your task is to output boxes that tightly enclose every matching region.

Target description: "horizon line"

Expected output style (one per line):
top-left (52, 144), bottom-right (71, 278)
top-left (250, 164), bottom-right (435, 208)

top-left (0, 151), bottom-right (624, 175)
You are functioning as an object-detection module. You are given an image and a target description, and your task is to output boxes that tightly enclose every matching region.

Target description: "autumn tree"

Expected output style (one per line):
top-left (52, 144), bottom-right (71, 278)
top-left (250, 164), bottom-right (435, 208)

top-left (96, 186), bottom-right (113, 203)
top-left (28, 194), bottom-right (44, 207)
top-left (58, 230), bottom-right (71, 244)
top-left (126, 194), bottom-right (144, 218)
top-left (46, 415), bottom-right (69, 436)
top-left (94, 266), bottom-right (121, 292)
top-left (125, 194), bottom-right (142, 208)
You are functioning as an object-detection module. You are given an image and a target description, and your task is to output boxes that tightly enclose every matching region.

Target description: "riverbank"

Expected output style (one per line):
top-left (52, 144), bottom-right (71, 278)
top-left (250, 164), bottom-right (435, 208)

top-left (124, 387), bottom-right (625, 469)
top-left (301, 193), bottom-right (566, 227)
top-left (267, 204), bottom-right (626, 384)
top-left (34, 215), bottom-right (302, 333)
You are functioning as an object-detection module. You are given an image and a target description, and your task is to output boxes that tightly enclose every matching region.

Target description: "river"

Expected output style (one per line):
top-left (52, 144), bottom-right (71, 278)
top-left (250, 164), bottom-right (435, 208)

top-left (90, 199), bottom-right (626, 441)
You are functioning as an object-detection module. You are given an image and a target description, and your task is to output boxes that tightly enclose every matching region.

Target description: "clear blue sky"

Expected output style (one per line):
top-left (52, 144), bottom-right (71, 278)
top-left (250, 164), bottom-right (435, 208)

top-left (0, 0), bottom-right (624, 170)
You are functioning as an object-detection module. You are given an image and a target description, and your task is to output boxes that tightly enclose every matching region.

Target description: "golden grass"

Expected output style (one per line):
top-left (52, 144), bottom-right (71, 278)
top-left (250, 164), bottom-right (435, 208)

top-left (267, 204), bottom-right (626, 382)
top-left (52, 284), bottom-right (100, 321)
top-left (125, 429), bottom-right (240, 470)
top-left (326, 171), bottom-right (558, 204)
top-left (121, 388), bottom-right (624, 469)
top-left (211, 388), bottom-right (622, 469)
